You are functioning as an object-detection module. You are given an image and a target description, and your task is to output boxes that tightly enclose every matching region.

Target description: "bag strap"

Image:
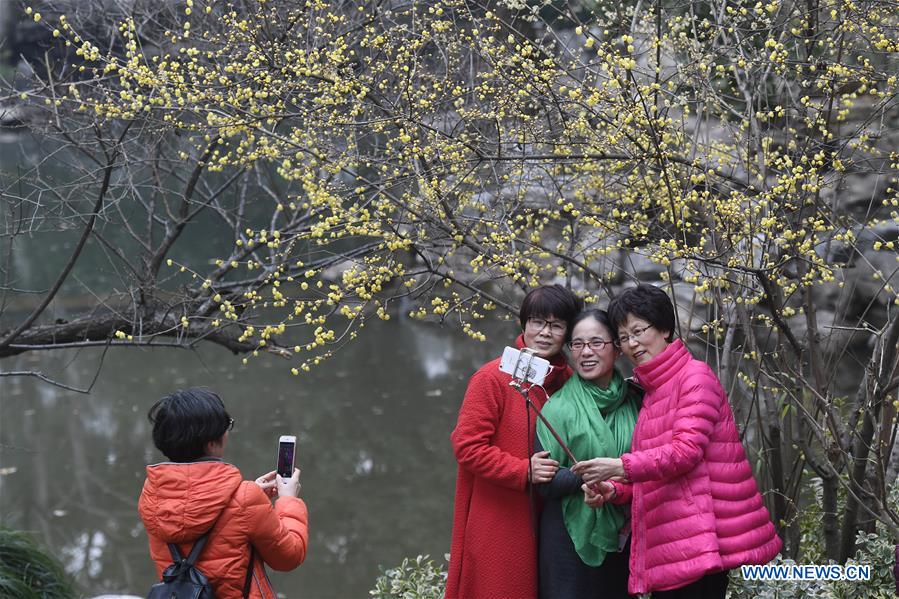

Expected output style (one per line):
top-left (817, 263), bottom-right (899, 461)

top-left (166, 542), bottom-right (184, 564)
top-left (185, 532), bottom-right (211, 565)
top-left (242, 546), bottom-right (256, 598)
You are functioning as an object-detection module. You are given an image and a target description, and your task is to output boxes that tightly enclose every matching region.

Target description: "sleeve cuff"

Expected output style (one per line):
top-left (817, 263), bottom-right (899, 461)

top-left (521, 458), bottom-right (531, 490)
top-left (610, 481), bottom-right (630, 505)
top-left (620, 453), bottom-right (634, 481)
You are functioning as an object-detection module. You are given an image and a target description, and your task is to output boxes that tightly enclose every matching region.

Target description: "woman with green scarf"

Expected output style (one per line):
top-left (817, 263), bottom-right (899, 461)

top-left (535, 309), bottom-right (641, 599)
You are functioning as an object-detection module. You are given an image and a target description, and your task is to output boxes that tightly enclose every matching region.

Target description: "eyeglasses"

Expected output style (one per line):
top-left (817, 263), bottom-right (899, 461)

top-left (617, 325), bottom-right (654, 346)
top-left (568, 338), bottom-right (613, 352)
top-left (527, 317), bottom-right (567, 336)
top-left (226, 417), bottom-right (235, 431)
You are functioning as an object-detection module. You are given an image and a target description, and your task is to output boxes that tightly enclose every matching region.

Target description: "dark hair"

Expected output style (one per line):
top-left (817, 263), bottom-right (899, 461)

top-left (608, 284), bottom-right (676, 342)
top-left (148, 388), bottom-right (231, 462)
top-left (567, 308), bottom-right (615, 343)
top-left (519, 284), bottom-right (584, 331)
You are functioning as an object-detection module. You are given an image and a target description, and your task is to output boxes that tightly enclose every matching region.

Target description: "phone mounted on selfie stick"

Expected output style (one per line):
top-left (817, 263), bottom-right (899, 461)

top-left (501, 346), bottom-right (577, 464)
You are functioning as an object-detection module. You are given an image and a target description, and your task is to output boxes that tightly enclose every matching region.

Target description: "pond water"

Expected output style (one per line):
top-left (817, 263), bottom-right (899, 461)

top-left (0, 133), bottom-right (530, 596)
top-left (0, 316), bottom-right (521, 597)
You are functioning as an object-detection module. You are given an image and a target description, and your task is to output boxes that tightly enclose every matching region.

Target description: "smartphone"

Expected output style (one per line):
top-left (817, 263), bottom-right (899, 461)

top-left (498, 346), bottom-right (551, 386)
top-left (276, 435), bottom-right (297, 478)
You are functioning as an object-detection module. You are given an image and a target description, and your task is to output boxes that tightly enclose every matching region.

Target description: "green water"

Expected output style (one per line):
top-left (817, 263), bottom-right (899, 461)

top-left (0, 315), bottom-right (522, 597)
top-left (0, 133), bottom-right (522, 596)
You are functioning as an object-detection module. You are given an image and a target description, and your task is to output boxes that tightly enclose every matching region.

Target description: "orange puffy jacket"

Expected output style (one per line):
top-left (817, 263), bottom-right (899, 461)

top-left (138, 460), bottom-right (308, 599)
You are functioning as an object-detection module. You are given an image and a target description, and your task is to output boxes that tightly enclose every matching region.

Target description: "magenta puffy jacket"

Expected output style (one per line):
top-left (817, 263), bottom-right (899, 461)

top-left (617, 339), bottom-right (781, 594)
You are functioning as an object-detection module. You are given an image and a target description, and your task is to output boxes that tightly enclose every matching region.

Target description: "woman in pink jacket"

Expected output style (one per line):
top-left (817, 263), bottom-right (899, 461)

top-left (571, 285), bottom-right (781, 598)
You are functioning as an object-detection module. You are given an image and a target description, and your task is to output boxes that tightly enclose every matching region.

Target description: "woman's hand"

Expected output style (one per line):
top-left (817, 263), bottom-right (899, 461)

top-left (581, 481), bottom-right (617, 508)
top-left (570, 457), bottom-right (625, 485)
top-left (529, 451), bottom-right (559, 484)
top-left (595, 480), bottom-right (617, 502)
top-left (582, 483), bottom-right (604, 508)
top-left (255, 470), bottom-right (278, 499)
top-left (277, 468), bottom-right (302, 498)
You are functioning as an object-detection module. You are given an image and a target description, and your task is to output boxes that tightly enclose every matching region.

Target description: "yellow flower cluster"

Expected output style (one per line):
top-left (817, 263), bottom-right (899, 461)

top-left (27, 0), bottom-right (898, 376)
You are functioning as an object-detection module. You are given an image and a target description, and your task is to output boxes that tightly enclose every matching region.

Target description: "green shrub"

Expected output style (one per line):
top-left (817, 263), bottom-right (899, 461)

top-left (727, 545), bottom-right (893, 599)
top-left (728, 479), bottom-right (897, 599)
top-left (0, 527), bottom-right (76, 599)
top-left (380, 481), bottom-right (899, 598)
top-left (370, 554), bottom-right (447, 599)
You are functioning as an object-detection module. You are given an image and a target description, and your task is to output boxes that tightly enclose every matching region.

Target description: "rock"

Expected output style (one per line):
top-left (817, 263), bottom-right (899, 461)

top-left (320, 259), bottom-right (355, 281)
top-left (615, 250), bottom-right (666, 279)
top-left (0, 103), bottom-right (31, 129)
top-left (834, 173), bottom-right (891, 216)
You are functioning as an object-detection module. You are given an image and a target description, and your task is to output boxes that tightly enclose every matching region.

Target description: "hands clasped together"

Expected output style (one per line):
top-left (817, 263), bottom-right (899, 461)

top-left (530, 453), bottom-right (629, 507)
top-left (571, 457), bottom-right (626, 507)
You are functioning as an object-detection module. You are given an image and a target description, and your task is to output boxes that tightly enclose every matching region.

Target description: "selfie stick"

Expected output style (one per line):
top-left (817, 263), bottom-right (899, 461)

top-left (509, 349), bottom-right (578, 464)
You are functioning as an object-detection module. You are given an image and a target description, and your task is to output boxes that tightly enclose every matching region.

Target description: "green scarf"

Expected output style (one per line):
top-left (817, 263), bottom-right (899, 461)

top-left (535, 370), bottom-right (639, 566)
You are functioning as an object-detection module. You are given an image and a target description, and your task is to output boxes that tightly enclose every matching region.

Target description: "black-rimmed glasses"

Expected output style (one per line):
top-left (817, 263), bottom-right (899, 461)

top-left (568, 338), bottom-right (614, 352)
top-left (526, 317), bottom-right (567, 336)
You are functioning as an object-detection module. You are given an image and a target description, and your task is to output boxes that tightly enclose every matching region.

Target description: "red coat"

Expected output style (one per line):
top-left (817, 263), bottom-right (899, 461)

top-left (138, 460), bottom-right (308, 599)
top-left (446, 335), bottom-right (571, 599)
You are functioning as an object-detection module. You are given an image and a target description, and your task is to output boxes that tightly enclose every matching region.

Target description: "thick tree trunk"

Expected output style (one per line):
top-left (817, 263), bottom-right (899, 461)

top-left (822, 473), bottom-right (841, 561)
top-left (839, 315), bottom-right (899, 561)
top-left (840, 410), bottom-right (878, 561)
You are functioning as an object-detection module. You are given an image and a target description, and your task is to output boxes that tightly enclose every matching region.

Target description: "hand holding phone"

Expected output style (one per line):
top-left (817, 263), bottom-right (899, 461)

top-left (254, 470), bottom-right (278, 498)
top-left (277, 467), bottom-right (301, 498)
top-left (276, 436), bottom-right (301, 497)
top-left (277, 435), bottom-right (296, 478)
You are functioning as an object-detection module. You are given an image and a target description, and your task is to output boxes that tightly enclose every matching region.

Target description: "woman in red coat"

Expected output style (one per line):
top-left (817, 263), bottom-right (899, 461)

top-left (446, 284), bottom-right (583, 599)
top-left (139, 388), bottom-right (308, 599)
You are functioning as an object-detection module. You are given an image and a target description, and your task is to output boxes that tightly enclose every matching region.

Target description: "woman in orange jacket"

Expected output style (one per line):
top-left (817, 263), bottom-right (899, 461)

top-left (138, 388), bottom-right (308, 599)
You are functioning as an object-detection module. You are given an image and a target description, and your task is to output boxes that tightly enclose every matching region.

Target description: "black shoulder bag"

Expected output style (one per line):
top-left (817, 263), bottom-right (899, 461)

top-left (147, 490), bottom-right (255, 599)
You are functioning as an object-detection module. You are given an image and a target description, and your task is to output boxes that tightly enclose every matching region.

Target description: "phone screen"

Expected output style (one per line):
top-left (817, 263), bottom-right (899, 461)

top-left (277, 441), bottom-right (295, 478)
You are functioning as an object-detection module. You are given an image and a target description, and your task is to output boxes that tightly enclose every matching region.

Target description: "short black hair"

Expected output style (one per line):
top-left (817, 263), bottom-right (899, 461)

top-left (608, 284), bottom-right (676, 342)
top-left (568, 308), bottom-right (615, 344)
top-left (519, 284), bottom-right (584, 331)
top-left (148, 388), bottom-right (231, 462)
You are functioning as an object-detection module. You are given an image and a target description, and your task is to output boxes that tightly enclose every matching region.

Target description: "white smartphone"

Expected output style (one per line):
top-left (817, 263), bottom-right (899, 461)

top-left (498, 346), bottom-right (551, 386)
top-left (276, 435), bottom-right (297, 478)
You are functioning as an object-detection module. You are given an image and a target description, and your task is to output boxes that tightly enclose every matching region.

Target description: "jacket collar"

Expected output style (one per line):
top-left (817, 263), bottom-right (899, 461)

top-left (632, 338), bottom-right (692, 392)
